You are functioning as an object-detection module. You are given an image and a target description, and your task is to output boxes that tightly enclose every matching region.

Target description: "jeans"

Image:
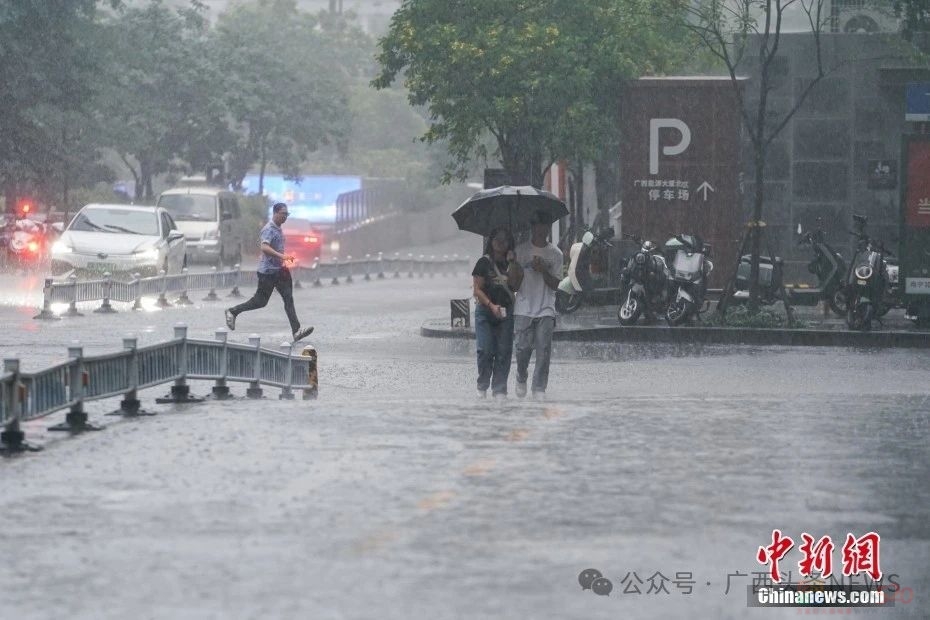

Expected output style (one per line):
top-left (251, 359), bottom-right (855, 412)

top-left (229, 268), bottom-right (301, 333)
top-left (514, 315), bottom-right (556, 393)
top-left (475, 306), bottom-right (514, 395)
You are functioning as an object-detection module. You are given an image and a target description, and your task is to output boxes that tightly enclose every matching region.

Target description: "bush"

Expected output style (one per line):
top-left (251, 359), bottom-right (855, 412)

top-left (705, 304), bottom-right (808, 329)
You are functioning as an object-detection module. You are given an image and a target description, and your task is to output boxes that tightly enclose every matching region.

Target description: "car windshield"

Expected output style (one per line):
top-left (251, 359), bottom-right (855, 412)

top-left (285, 218), bottom-right (316, 233)
top-left (158, 194), bottom-right (217, 221)
top-left (70, 208), bottom-right (158, 236)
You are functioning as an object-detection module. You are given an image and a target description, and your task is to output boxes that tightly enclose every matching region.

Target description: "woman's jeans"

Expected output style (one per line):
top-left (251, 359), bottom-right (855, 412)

top-left (475, 306), bottom-right (515, 395)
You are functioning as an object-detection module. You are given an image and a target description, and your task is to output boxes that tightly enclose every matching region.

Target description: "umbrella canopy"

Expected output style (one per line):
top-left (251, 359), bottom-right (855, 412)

top-left (451, 185), bottom-right (568, 236)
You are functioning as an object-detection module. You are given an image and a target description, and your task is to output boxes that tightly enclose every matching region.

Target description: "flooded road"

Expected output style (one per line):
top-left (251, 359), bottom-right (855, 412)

top-left (0, 266), bottom-right (926, 619)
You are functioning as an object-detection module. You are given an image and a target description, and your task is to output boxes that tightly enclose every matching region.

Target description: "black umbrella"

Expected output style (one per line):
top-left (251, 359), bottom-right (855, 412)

top-left (451, 185), bottom-right (568, 236)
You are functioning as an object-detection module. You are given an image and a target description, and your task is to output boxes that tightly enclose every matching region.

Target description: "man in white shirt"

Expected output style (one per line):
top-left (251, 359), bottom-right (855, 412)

top-left (511, 210), bottom-right (564, 398)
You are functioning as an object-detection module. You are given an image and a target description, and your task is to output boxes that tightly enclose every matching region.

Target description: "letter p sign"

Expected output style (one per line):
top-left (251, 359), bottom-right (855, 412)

top-left (649, 118), bottom-right (691, 175)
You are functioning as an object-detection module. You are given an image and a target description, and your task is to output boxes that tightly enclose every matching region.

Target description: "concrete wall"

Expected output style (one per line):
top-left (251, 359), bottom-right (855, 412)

top-left (743, 33), bottom-right (923, 283)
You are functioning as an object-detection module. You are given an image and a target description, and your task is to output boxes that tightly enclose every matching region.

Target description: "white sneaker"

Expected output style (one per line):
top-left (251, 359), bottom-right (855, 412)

top-left (532, 391), bottom-right (546, 401)
top-left (477, 389), bottom-right (487, 399)
top-left (515, 381), bottom-right (527, 398)
top-left (224, 309), bottom-right (236, 331)
top-left (493, 393), bottom-right (507, 401)
top-left (292, 326), bottom-right (314, 342)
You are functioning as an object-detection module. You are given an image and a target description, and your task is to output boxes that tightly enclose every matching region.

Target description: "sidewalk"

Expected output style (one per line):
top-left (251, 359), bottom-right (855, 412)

top-left (422, 303), bottom-right (930, 348)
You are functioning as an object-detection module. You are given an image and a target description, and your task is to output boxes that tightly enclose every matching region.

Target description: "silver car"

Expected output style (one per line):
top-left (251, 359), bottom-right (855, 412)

top-left (50, 204), bottom-right (186, 277)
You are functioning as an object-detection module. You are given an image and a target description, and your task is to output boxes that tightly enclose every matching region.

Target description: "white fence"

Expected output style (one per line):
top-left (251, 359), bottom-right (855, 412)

top-left (0, 324), bottom-right (319, 452)
top-left (35, 253), bottom-right (471, 319)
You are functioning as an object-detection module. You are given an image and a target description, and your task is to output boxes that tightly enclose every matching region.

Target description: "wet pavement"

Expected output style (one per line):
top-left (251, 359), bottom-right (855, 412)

top-left (0, 262), bottom-right (927, 619)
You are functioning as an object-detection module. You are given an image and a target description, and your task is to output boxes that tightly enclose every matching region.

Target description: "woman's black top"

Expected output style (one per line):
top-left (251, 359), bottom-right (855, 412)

top-left (472, 256), bottom-right (514, 310)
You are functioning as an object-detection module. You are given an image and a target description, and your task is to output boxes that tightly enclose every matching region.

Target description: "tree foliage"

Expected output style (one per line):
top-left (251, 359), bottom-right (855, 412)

top-left (373, 0), bottom-right (691, 187)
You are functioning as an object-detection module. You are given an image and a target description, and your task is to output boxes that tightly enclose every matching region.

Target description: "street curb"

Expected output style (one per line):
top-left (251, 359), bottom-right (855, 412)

top-left (420, 321), bottom-right (930, 348)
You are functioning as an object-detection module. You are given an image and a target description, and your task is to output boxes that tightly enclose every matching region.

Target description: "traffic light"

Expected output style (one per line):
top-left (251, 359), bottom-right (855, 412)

top-left (16, 199), bottom-right (32, 217)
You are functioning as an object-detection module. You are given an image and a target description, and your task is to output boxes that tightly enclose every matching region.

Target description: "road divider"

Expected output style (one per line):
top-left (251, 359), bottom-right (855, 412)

top-left (33, 254), bottom-right (472, 320)
top-left (0, 324), bottom-right (317, 453)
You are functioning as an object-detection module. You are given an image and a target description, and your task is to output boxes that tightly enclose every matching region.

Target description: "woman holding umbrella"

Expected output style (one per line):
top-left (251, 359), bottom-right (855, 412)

top-left (472, 227), bottom-right (519, 398)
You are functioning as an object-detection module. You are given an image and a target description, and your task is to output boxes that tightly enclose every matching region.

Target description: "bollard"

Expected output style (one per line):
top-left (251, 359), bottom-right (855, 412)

top-left (0, 357), bottom-right (41, 453)
top-left (175, 268), bottom-right (193, 305)
top-left (364, 254), bottom-right (372, 281)
top-left (130, 273), bottom-right (144, 311)
top-left (330, 257), bottom-right (340, 285)
top-left (377, 252), bottom-right (385, 279)
top-left (49, 343), bottom-right (104, 432)
top-left (246, 334), bottom-right (263, 399)
top-left (228, 263), bottom-right (243, 298)
top-left (156, 269), bottom-right (172, 308)
top-left (393, 252), bottom-right (401, 279)
top-left (345, 255), bottom-right (354, 284)
top-left (155, 324), bottom-right (203, 404)
top-left (66, 274), bottom-right (84, 316)
top-left (301, 344), bottom-right (318, 400)
top-left (279, 342), bottom-right (295, 400)
top-left (203, 266), bottom-right (220, 301)
top-left (212, 329), bottom-right (232, 400)
top-left (408, 253), bottom-right (415, 278)
top-left (34, 278), bottom-right (60, 320)
top-left (93, 273), bottom-right (117, 313)
top-left (312, 259), bottom-right (323, 287)
top-left (110, 335), bottom-right (153, 416)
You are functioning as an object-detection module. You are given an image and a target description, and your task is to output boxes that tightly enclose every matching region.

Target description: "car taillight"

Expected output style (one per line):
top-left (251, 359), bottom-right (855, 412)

top-left (27, 241), bottom-right (39, 253)
top-left (304, 236), bottom-right (319, 244)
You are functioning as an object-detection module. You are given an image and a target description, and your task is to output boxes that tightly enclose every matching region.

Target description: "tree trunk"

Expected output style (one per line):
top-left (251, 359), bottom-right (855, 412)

top-left (258, 137), bottom-right (267, 196)
top-left (748, 147), bottom-right (765, 314)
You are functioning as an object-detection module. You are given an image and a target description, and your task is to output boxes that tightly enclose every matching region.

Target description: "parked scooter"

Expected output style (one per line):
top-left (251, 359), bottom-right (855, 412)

top-left (617, 233), bottom-right (671, 325)
top-left (556, 227), bottom-right (616, 314)
top-left (845, 215), bottom-right (893, 331)
top-left (732, 251), bottom-right (787, 307)
top-left (790, 221), bottom-right (848, 316)
top-left (664, 234), bottom-right (713, 325)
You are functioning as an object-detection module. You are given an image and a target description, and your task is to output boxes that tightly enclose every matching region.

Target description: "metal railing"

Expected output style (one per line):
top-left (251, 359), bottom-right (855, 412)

top-left (0, 324), bottom-right (319, 452)
top-left (35, 253), bottom-right (471, 319)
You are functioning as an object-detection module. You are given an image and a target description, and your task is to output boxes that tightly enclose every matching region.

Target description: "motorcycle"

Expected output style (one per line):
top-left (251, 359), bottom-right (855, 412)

top-left (555, 227), bottom-right (617, 314)
top-left (844, 214), bottom-right (894, 331)
top-left (2, 218), bottom-right (47, 273)
top-left (664, 234), bottom-right (713, 326)
top-left (617, 234), bottom-right (672, 326)
top-left (790, 222), bottom-right (848, 316)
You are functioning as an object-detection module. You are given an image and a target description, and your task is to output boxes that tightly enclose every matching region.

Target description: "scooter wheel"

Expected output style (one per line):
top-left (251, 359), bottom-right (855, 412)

top-left (617, 296), bottom-right (642, 326)
top-left (828, 289), bottom-right (847, 317)
top-left (847, 302), bottom-right (874, 331)
top-left (666, 299), bottom-right (693, 326)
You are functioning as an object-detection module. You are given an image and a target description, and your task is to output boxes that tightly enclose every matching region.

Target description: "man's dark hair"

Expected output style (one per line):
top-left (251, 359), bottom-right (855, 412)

top-left (272, 202), bottom-right (288, 214)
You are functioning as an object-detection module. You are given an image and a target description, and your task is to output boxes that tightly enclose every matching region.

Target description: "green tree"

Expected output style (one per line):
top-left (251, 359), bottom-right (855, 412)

top-left (0, 0), bottom-right (120, 209)
top-left (210, 0), bottom-right (353, 193)
top-left (373, 0), bottom-right (690, 191)
top-left (99, 0), bottom-right (222, 201)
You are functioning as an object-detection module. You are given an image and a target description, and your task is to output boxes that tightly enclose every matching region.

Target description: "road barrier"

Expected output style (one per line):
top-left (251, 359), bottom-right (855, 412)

top-left (34, 254), bottom-right (471, 320)
top-left (0, 324), bottom-right (318, 453)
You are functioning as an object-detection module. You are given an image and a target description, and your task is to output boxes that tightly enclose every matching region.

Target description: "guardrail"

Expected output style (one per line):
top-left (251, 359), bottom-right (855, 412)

top-left (0, 324), bottom-right (319, 453)
top-left (34, 253), bottom-right (472, 319)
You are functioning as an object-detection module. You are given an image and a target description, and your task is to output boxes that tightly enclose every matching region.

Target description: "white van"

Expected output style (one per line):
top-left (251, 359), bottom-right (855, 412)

top-left (156, 186), bottom-right (243, 266)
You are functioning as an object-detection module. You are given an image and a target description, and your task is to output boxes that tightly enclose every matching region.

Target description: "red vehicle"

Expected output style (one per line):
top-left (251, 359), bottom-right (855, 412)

top-left (283, 218), bottom-right (325, 265)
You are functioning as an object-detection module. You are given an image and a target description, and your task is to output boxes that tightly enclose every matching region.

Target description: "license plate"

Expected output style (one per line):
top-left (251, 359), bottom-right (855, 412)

top-left (88, 262), bottom-right (117, 272)
top-left (857, 279), bottom-right (867, 285)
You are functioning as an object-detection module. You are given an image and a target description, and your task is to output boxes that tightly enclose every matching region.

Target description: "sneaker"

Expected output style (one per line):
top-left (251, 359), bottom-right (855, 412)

top-left (292, 326), bottom-right (314, 342)
top-left (225, 309), bottom-right (236, 331)
top-left (477, 389), bottom-right (487, 399)
top-left (515, 381), bottom-right (527, 398)
top-left (531, 391), bottom-right (546, 402)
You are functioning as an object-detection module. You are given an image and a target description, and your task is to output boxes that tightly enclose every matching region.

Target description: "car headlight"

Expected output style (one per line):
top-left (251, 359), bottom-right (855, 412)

top-left (854, 265), bottom-right (873, 280)
top-left (204, 229), bottom-right (219, 240)
top-left (51, 240), bottom-right (71, 254)
top-left (135, 248), bottom-right (161, 261)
